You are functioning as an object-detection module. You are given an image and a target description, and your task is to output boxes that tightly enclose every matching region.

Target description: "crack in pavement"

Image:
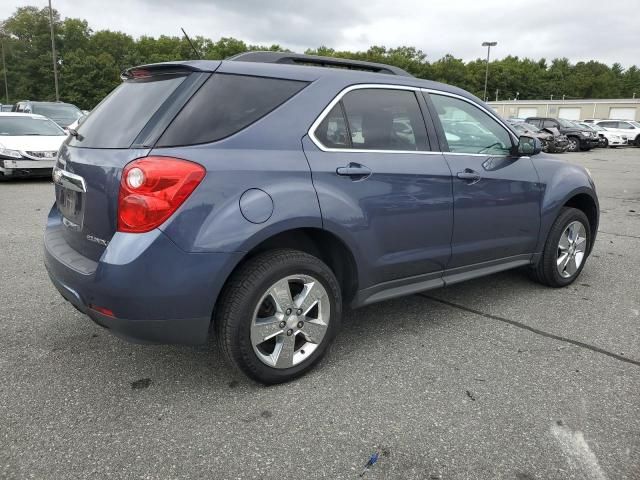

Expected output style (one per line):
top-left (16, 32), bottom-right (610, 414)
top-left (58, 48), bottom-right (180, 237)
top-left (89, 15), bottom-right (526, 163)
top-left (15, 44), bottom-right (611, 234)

top-left (418, 294), bottom-right (640, 367)
top-left (597, 231), bottom-right (640, 240)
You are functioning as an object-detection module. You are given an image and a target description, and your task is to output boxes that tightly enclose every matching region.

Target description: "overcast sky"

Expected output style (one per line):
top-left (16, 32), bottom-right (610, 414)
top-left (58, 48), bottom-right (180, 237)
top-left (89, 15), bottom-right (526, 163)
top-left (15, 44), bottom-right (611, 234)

top-left (2, 0), bottom-right (637, 67)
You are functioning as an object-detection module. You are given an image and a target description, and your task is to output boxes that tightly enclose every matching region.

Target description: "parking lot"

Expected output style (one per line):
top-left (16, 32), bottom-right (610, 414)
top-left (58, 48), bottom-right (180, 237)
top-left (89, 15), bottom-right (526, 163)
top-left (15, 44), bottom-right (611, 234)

top-left (0, 147), bottom-right (638, 479)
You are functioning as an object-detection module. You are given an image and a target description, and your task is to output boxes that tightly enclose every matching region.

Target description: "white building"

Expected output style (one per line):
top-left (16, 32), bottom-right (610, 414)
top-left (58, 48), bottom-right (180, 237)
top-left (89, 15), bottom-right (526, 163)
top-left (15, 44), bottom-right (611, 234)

top-left (488, 98), bottom-right (640, 121)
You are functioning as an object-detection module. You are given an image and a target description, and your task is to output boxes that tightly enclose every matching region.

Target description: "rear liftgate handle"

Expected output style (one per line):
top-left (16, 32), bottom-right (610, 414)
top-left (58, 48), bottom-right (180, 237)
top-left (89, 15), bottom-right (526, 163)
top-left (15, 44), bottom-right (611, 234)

top-left (336, 163), bottom-right (372, 180)
top-left (457, 168), bottom-right (482, 185)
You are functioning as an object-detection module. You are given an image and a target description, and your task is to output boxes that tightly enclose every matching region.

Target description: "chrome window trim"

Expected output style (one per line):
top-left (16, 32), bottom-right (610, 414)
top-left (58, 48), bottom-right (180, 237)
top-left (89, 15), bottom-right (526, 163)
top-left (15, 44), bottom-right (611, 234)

top-left (308, 83), bottom-right (435, 155)
top-left (308, 83), bottom-right (519, 155)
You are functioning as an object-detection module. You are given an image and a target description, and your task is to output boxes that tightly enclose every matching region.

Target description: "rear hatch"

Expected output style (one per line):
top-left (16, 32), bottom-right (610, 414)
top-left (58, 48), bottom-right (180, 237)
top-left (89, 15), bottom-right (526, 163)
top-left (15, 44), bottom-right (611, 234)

top-left (54, 62), bottom-right (218, 261)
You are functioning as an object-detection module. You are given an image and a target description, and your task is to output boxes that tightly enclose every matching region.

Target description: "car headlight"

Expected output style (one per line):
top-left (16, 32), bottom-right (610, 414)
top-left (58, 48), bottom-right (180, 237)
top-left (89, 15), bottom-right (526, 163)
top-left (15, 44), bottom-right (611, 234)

top-left (0, 148), bottom-right (23, 159)
top-left (581, 131), bottom-right (590, 137)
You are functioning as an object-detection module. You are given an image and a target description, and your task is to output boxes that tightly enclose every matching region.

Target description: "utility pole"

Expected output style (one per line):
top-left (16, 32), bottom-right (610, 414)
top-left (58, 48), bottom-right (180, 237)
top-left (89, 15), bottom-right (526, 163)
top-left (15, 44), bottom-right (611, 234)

top-left (48, 0), bottom-right (59, 101)
top-left (495, 89), bottom-right (499, 102)
top-left (482, 41), bottom-right (497, 102)
top-left (1, 36), bottom-right (8, 104)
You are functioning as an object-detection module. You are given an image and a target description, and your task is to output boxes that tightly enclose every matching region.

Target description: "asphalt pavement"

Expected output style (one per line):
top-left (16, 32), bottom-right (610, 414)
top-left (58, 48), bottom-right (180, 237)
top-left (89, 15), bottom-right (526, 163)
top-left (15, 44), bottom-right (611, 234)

top-left (1, 147), bottom-right (639, 479)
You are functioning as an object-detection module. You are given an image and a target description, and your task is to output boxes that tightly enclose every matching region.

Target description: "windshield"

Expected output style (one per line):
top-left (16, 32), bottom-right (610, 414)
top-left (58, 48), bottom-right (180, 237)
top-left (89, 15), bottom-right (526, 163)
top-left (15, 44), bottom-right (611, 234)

top-left (522, 123), bottom-right (540, 132)
top-left (558, 118), bottom-right (578, 128)
top-left (630, 121), bottom-right (640, 128)
top-left (0, 116), bottom-right (66, 136)
top-left (31, 104), bottom-right (82, 126)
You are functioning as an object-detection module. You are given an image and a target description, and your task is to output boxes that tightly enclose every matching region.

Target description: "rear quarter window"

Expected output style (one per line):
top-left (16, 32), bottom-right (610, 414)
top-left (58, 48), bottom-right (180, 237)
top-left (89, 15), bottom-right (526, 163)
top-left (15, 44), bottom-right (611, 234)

top-left (156, 74), bottom-right (308, 147)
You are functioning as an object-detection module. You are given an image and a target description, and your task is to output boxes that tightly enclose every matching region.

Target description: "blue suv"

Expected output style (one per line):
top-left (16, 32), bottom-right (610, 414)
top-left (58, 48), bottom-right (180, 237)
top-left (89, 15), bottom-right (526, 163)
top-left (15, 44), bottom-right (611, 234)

top-left (45, 52), bottom-right (599, 383)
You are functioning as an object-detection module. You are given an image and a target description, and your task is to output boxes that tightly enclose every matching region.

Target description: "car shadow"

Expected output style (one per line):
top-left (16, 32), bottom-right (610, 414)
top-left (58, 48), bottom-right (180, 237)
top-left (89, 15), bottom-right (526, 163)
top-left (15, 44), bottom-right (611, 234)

top-left (47, 268), bottom-right (538, 391)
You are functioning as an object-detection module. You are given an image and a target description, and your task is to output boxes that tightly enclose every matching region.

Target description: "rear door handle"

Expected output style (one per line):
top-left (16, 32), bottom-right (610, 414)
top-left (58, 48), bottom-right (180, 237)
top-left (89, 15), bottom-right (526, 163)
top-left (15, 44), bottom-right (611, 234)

top-left (336, 163), bottom-right (372, 179)
top-left (457, 169), bottom-right (481, 184)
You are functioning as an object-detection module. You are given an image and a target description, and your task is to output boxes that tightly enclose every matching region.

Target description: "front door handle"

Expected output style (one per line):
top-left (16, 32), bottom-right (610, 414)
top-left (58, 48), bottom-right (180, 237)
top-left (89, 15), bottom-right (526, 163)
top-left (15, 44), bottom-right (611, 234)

top-left (457, 168), bottom-right (481, 184)
top-left (336, 163), bottom-right (372, 179)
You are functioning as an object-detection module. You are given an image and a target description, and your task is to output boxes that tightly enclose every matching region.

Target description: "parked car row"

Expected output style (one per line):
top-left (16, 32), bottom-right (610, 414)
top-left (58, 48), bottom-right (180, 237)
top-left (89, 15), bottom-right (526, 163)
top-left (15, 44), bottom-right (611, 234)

top-left (508, 121), bottom-right (569, 153)
top-left (507, 116), bottom-right (639, 152)
top-left (0, 112), bottom-right (67, 179)
top-left (11, 101), bottom-right (84, 129)
top-left (0, 101), bottom-right (88, 179)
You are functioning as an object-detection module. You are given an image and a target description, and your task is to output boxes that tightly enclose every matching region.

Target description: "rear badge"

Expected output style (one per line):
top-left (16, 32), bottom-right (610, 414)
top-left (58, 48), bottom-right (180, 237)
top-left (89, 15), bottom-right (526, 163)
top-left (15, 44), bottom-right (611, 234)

top-left (86, 234), bottom-right (109, 247)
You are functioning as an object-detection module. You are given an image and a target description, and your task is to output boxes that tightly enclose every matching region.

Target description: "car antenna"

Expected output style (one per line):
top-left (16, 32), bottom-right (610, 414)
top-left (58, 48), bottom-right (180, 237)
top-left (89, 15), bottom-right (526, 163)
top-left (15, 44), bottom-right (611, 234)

top-left (181, 28), bottom-right (202, 59)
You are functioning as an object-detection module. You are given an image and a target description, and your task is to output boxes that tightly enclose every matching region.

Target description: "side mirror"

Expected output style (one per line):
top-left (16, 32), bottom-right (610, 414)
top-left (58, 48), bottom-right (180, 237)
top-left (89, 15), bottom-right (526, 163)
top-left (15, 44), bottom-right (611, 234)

top-left (516, 135), bottom-right (542, 156)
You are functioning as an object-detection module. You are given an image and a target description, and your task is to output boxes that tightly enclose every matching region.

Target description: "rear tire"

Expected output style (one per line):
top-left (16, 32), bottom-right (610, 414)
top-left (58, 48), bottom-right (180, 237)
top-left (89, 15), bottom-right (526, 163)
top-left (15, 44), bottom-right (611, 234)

top-left (215, 249), bottom-right (341, 384)
top-left (530, 208), bottom-right (591, 288)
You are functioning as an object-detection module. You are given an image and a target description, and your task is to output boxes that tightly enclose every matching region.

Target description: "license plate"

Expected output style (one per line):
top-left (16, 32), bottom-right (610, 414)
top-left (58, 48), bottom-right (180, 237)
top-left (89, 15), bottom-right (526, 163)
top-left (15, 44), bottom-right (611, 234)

top-left (56, 186), bottom-right (84, 230)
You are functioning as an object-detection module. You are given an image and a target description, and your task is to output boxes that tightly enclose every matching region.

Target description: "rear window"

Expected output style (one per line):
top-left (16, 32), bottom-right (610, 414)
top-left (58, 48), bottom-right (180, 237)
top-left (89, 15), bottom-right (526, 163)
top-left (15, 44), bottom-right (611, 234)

top-left (32, 104), bottom-right (82, 125)
top-left (69, 74), bottom-right (187, 148)
top-left (156, 74), bottom-right (308, 147)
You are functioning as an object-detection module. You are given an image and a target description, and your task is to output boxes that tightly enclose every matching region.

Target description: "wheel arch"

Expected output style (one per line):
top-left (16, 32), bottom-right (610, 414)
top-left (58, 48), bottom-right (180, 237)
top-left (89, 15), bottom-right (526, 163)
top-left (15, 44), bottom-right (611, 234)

top-left (537, 185), bottom-right (599, 255)
top-left (219, 227), bottom-right (360, 309)
top-left (563, 192), bottom-right (598, 251)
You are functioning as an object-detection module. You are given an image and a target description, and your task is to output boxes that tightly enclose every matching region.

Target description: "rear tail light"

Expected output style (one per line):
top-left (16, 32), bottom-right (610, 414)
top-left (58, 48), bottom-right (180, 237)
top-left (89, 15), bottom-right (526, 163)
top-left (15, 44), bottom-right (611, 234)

top-left (117, 156), bottom-right (205, 233)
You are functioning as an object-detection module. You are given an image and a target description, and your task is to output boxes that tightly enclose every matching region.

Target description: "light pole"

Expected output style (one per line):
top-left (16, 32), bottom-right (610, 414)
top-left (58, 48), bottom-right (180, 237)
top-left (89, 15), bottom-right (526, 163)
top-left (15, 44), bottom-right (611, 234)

top-left (482, 41), bottom-right (497, 102)
top-left (1, 35), bottom-right (8, 104)
top-left (47, 0), bottom-right (59, 101)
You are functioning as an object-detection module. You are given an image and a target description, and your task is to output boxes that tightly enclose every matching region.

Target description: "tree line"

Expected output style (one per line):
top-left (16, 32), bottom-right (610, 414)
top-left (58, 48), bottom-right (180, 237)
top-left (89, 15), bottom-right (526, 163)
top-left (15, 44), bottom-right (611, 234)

top-left (1, 6), bottom-right (639, 110)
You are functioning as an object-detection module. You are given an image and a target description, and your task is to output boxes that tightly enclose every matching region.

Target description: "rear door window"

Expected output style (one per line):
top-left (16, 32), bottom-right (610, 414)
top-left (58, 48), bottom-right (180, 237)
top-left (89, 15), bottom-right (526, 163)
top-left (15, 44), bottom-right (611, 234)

top-left (339, 88), bottom-right (428, 151)
top-left (70, 74), bottom-right (188, 148)
top-left (157, 74), bottom-right (308, 147)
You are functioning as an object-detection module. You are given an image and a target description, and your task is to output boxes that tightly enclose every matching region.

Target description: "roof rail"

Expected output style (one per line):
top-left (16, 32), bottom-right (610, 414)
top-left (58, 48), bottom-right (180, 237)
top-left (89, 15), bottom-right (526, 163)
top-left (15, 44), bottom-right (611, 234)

top-left (228, 51), bottom-right (414, 77)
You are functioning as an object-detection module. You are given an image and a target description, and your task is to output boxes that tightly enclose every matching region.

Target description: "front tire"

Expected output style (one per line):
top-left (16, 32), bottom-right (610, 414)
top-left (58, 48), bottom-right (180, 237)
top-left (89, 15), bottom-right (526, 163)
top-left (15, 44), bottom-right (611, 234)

top-left (531, 207), bottom-right (591, 287)
top-left (215, 249), bottom-right (342, 384)
top-left (567, 137), bottom-right (580, 152)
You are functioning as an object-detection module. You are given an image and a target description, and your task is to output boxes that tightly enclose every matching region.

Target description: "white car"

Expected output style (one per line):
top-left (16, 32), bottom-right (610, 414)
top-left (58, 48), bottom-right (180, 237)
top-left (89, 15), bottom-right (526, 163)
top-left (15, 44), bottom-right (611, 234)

top-left (594, 119), bottom-right (640, 147)
top-left (576, 122), bottom-right (626, 148)
top-left (0, 113), bottom-right (66, 179)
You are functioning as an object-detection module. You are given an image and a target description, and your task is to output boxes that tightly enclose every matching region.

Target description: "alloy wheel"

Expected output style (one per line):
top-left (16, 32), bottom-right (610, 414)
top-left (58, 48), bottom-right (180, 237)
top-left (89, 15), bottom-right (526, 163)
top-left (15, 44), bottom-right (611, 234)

top-left (568, 138), bottom-right (579, 152)
top-left (556, 221), bottom-right (587, 278)
top-left (251, 274), bottom-right (330, 369)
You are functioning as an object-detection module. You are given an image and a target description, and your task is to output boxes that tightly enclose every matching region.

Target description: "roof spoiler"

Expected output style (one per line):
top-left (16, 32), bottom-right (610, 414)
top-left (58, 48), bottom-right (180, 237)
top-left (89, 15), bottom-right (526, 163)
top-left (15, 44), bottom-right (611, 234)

top-left (121, 61), bottom-right (220, 80)
top-left (228, 51), bottom-right (414, 77)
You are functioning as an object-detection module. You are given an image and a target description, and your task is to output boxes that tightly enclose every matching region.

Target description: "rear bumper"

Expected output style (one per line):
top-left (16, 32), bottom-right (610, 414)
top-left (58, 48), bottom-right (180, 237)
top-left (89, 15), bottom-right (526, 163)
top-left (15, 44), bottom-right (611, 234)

top-left (44, 205), bottom-right (242, 344)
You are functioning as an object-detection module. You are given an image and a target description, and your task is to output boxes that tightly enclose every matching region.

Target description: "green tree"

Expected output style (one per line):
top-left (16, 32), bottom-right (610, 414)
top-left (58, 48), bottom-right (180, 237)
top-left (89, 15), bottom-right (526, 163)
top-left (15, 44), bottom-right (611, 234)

top-left (2, 6), bottom-right (62, 101)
